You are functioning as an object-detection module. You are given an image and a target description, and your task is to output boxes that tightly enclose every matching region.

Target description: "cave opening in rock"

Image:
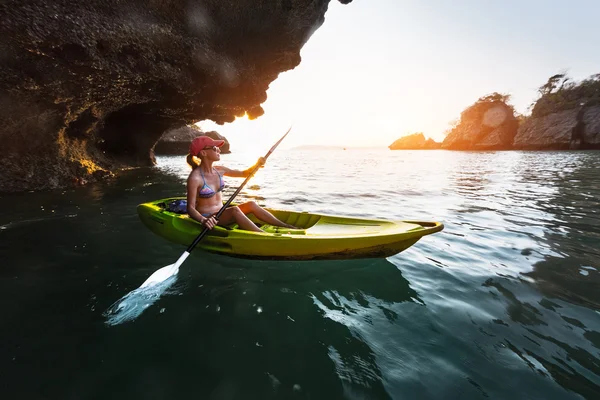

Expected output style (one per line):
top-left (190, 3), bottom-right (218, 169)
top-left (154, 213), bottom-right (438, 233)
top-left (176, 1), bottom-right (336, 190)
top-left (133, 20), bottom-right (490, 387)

top-left (99, 103), bottom-right (181, 165)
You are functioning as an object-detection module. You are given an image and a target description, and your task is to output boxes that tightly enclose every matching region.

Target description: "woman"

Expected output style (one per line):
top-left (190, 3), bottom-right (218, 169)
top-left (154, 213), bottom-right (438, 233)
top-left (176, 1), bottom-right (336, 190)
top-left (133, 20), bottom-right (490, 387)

top-left (186, 135), bottom-right (296, 232)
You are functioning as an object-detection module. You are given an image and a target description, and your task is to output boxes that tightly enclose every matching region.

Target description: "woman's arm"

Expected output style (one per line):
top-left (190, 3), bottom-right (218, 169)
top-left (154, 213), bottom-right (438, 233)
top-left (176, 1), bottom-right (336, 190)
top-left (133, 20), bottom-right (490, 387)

top-left (186, 174), bottom-right (217, 229)
top-left (216, 157), bottom-right (265, 178)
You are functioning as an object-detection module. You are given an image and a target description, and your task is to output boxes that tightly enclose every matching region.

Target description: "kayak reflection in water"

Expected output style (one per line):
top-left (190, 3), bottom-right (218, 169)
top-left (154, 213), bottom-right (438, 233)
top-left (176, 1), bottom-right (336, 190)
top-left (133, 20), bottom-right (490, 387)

top-left (185, 136), bottom-right (297, 232)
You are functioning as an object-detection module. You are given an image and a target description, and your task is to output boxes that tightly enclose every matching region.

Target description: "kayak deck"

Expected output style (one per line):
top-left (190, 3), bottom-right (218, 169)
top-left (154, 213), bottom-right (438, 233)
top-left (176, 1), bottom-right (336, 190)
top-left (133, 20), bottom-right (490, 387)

top-left (137, 197), bottom-right (444, 260)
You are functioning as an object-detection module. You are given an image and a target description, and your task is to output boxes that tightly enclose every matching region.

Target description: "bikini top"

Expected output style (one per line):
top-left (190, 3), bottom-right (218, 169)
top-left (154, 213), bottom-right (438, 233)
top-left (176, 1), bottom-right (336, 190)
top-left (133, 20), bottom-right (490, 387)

top-left (197, 168), bottom-right (225, 198)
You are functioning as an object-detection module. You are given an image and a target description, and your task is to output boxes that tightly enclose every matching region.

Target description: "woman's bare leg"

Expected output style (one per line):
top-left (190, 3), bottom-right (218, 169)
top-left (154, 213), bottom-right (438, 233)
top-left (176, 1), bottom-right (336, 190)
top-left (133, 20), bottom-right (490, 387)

top-left (238, 201), bottom-right (298, 228)
top-left (217, 206), bottom-right (263, 232)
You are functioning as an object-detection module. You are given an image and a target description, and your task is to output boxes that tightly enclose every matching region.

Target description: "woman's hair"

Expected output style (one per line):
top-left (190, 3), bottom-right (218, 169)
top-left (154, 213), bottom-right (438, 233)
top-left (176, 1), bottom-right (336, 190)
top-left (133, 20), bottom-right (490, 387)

top-left (186, 153), bottom-right (201, 169)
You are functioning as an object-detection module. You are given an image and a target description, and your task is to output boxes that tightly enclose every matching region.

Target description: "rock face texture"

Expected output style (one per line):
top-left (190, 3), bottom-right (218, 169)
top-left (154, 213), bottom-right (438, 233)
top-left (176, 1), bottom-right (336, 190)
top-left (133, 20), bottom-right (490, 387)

top-left (514, 109), bottom-right (579, 150)
top-left (514, 106), bottom-right (600, 150)
top-left (442, 102), bottom-right (519, 150)
top-left (582, 106), bottom-right (600, 147)
top-left (154, 125), bottom-right (230, 154)
top-left (0, 0), bottom-right (351, 192)
top-left (388, 133), bottom-right (441, 150)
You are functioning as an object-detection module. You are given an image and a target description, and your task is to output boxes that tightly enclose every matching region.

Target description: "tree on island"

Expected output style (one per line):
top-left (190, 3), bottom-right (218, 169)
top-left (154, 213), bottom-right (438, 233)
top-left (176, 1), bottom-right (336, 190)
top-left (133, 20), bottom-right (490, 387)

top-left (531, 72), bottom-right (600, 118)
top-left (458, 92), bottom-right (515, 123)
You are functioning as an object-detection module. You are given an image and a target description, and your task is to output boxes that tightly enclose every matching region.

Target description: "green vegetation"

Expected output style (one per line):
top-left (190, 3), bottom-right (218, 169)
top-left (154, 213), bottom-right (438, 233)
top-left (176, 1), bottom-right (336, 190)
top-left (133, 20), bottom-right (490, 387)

top-left (531, 72), bottom-right (600, 118)
top-left (459, 92), bottom-right (515, 122)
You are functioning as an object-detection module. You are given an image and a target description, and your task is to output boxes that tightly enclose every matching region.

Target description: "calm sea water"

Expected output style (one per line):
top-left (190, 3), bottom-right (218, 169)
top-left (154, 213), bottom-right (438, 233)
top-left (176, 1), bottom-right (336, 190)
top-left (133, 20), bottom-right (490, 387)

top-left (0, 149), bottom-right (599, 399)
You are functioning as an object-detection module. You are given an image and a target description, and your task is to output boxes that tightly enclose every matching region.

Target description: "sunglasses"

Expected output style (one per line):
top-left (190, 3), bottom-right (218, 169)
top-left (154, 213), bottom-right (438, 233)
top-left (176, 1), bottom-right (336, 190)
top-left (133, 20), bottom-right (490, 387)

top-left (202, 146), bottom-right (220, 152)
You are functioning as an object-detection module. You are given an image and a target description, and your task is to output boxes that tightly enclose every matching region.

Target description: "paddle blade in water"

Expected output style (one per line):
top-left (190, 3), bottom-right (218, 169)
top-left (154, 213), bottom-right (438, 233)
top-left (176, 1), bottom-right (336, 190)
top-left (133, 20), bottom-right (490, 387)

top-left (102, 274), bottom-right (179, 326)
top-left (102, 251), bottom-right (190, 325)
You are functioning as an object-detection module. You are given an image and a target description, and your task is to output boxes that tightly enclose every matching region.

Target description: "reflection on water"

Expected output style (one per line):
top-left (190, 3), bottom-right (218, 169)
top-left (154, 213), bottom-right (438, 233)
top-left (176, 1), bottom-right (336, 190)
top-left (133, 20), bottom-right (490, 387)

top-left (482, 278), bottom-right (546, 326)
top-left (524, 156), bottom-right (600, 311)
top-left (449, 152), bottom-right (600, 399)
top-left (1, 150), bottom-right (600, 399)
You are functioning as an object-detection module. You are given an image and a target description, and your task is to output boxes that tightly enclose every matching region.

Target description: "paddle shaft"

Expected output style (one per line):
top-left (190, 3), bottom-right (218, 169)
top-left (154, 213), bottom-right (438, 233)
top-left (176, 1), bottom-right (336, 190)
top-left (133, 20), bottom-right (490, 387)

top-left (185, 127), bottom-right (292, 252)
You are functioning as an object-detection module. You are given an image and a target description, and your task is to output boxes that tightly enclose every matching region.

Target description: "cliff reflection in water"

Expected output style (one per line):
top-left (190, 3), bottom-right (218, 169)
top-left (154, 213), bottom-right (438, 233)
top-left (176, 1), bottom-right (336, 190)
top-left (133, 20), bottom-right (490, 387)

top-left (490, 152), bottom-right (600, 398)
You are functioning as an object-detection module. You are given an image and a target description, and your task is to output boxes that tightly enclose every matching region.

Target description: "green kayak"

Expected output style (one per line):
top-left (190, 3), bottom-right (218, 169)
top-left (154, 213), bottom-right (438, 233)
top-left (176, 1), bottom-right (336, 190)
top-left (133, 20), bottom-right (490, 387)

top-left (137, 197), bottom-right (444, 260)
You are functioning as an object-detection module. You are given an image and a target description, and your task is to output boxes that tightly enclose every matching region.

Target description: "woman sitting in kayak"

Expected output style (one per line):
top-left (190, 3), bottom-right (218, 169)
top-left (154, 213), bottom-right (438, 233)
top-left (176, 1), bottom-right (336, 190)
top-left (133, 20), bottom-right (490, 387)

top-left (186, 136), bottom-right (296, 232)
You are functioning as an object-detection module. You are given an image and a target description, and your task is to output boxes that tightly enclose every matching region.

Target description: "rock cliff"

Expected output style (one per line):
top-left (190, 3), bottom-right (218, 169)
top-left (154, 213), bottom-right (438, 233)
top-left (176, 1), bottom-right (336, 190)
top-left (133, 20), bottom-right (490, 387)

top-left (514, 105), bottom-right (600, 150)
top-left (582, 106), bottom-right (600, 147)
top-left (0, 0), bottom-right (351, 192)
top-left (441, 94), bottom-right (519, 150)
top-left (154, 125), bottom-right (230, 154)
top-left (514, 109), bottom-right (579, 150)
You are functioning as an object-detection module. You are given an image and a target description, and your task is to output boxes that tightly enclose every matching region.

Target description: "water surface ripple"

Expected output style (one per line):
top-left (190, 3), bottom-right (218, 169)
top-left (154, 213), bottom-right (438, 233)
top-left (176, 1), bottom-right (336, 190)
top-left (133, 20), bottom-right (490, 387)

top-left (0, 149), bottom-right (599, 399)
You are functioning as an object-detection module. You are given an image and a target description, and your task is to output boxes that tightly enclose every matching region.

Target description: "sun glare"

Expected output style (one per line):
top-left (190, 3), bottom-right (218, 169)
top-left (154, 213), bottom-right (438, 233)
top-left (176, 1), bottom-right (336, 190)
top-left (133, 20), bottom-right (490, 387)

top-left (196, 111), bottom-right (293, 155)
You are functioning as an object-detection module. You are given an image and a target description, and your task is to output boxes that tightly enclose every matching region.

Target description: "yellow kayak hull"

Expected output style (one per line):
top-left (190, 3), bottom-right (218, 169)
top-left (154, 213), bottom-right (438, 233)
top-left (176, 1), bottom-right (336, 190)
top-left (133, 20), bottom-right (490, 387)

top-left (137, 198), bottom-right (444, 260)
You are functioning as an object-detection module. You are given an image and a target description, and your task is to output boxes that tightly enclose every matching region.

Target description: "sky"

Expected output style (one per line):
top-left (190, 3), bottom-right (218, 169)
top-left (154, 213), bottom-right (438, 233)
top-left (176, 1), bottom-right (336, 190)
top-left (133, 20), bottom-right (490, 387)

top-left (198, 0), bottom-right (600, 151)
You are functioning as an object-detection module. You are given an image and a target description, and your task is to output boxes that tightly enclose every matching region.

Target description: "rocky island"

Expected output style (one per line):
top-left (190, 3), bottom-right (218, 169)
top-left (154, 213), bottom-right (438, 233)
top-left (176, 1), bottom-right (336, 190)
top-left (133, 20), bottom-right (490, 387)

top-left (153, 125), bottom-right (230, 155)
top-left (390, 74), bottom-right (600, 151)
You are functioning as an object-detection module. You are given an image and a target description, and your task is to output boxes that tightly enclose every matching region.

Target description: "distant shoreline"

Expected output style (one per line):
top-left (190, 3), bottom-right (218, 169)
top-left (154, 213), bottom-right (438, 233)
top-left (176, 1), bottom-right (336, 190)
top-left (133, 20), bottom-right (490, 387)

top-left (290, 145), bottom-right (387, 150)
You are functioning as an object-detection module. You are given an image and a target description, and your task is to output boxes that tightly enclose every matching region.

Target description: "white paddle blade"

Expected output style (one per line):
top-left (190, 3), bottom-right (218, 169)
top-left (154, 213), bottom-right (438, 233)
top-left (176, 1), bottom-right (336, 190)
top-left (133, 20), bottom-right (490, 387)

top-left (141, 251), bottom-right (190, 288)
top-left (103, 251), bottom-right (191, 326)
top-left (103, 273), bottom-right (179, 326)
